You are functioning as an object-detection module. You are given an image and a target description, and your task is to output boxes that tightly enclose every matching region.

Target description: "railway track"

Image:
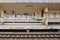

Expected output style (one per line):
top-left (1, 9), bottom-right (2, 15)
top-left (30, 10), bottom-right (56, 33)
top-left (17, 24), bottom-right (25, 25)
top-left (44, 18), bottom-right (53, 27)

top-left (0, 29), bottom-right (60, 40)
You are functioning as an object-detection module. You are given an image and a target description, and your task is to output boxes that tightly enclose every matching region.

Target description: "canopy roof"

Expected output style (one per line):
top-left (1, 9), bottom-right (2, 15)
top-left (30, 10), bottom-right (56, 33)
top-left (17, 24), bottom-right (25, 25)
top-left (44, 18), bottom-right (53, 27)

top-left (0, 3), bottom-right (60, 10)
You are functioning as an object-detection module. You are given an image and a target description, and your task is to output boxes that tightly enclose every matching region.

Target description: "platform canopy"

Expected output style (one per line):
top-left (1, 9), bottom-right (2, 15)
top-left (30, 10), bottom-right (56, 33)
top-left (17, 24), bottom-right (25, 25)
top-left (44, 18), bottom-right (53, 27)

top-left (0, 3), bottom-right (46, 15)
top-left (0, 3), bottom-right (60, 11)
top-left (0, 0), bottom-right (60, 3)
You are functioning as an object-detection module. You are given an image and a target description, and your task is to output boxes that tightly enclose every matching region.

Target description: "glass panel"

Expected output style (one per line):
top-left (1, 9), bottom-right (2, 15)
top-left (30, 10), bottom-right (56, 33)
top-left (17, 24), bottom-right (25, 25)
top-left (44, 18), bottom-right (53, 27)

top-left (47, 12), bottom-right (57, 18)
top-left (34, 12), bottom-right (42, 19)
top-left (56, 13), bottom-right (60, 18)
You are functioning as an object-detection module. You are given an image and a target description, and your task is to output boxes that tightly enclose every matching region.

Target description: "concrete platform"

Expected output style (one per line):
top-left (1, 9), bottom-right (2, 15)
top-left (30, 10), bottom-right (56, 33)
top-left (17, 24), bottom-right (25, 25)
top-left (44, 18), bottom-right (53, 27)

top-left (0, 23), bottom-right (47, 29)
